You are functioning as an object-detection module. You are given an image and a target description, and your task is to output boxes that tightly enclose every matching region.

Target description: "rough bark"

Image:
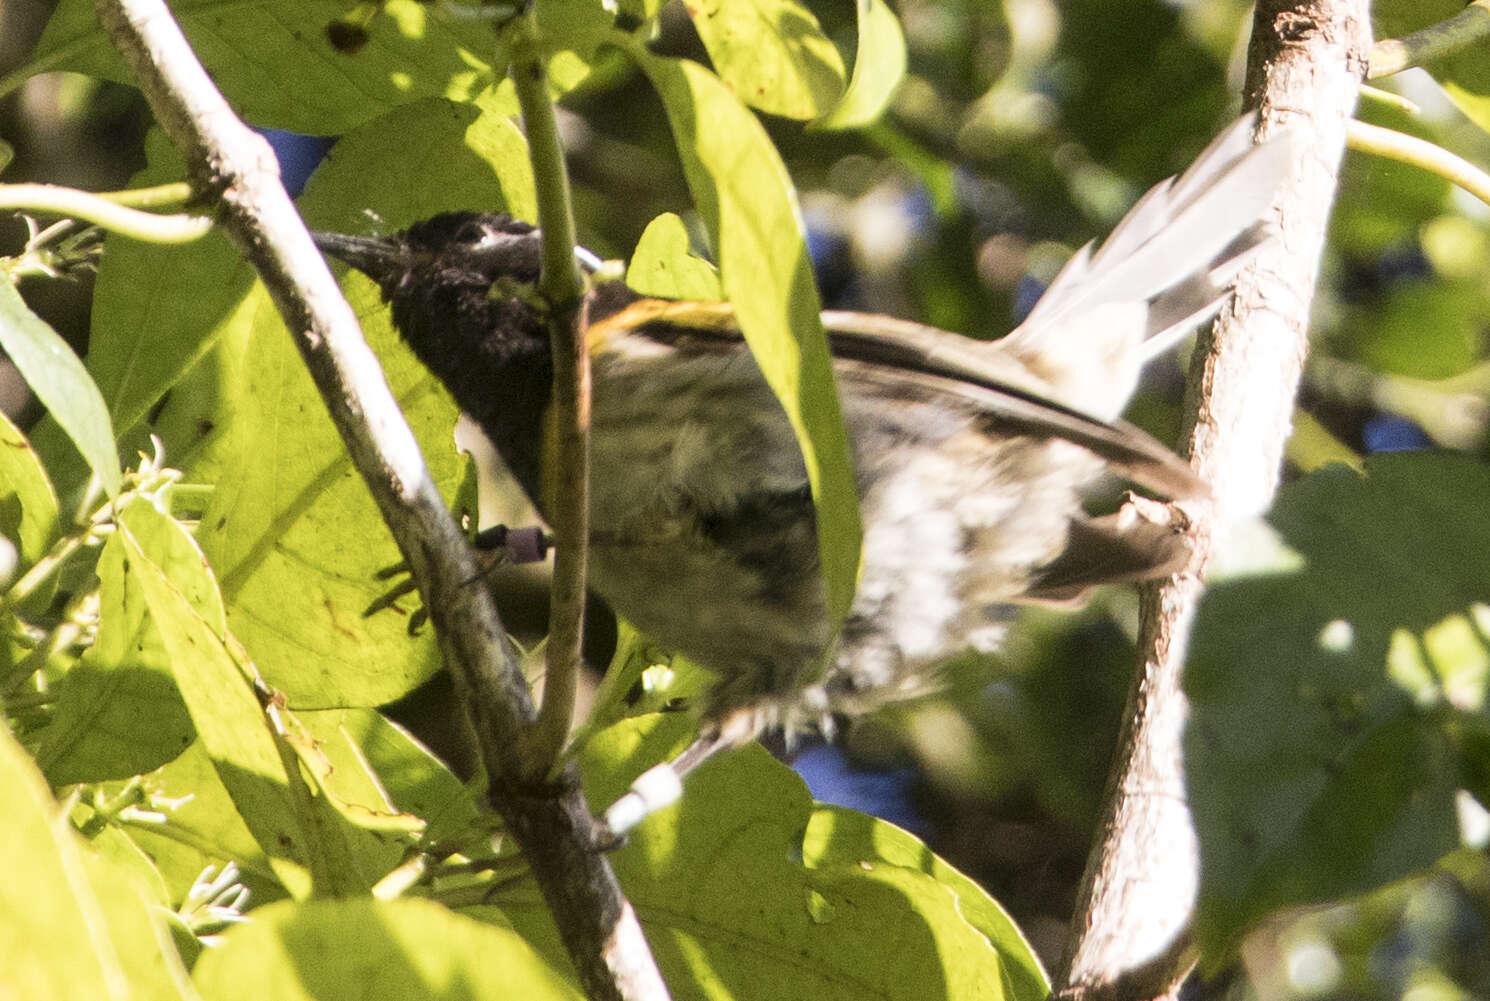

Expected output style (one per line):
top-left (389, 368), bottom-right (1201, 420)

top-left (1057, 3), bottom-right (1371, 999)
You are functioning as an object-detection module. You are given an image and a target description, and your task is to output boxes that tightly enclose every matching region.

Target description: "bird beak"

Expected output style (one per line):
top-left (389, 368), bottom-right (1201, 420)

top-left (311, 230), bottom-right (409, 286)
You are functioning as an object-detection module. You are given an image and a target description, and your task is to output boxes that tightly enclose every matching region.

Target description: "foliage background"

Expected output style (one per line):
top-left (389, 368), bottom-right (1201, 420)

top-left (2, 0), bottom-right (1490, 997)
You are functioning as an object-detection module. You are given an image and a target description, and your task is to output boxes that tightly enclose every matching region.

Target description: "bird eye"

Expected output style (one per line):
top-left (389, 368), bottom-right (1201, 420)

top-left (454, 221), bottom-right (492, 248)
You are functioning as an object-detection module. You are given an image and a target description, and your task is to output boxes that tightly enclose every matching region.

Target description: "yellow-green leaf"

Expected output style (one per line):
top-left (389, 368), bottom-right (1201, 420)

top-left (0, 725), bottom-right (131, 1000)
top-left (626, 212), bottom-right (723, 300)
top-left (0, 277), bottom-right (120, 496)
top-left (193, 898), bottom-right (584, 1001)
top-left (686, 0), bottom-right (845, 119)
top-left (813, 0), bottom-right (907, 130)
top-left (631, 46), bottom-right (862, 625)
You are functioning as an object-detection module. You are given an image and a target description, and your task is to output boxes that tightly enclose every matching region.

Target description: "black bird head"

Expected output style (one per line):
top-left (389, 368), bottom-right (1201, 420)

top-left (314, 211), bottom-right (555, 496)
top-left (313, 210), bottom-right (553, 352)
top-left (313, 211), bottom-right (543, 298)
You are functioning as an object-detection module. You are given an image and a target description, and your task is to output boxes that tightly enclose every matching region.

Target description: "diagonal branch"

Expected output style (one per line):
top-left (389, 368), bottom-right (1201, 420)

top-left (90, 1), bottom-right (666, 998)
top-left (1056, 2), bottom-right (1371, 999)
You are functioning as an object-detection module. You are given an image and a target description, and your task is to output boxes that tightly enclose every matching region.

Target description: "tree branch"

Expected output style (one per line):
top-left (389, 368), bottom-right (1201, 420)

top-left (91, 1), bottom-right (665, 998)
top-left (1056, 2), bottom-right (1371, 998)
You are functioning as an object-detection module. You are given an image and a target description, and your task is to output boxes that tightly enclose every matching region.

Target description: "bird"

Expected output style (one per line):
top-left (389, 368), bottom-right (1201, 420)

top-left (313, 114), bottom-right (1290, 831)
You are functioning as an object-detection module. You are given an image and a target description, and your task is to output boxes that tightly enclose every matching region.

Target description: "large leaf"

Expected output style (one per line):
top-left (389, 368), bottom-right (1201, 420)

top-left (632, 46), bottom-right (862, 625)
top-left (193, 98), bottom-right (534, 708)
top-left (801, 807), bottom-right (1049, 1000)
top-left (1374, 0), bottom-right (1490, 133)
top-left (0, 408), bottom-right (59, 573)
top-left (88, 740), bottom-right (282, 902)
top-left (27, 0), bottom-right (507, 134)
top-left (813, 0), bottom-right (907, 130)
top-left (193, 898), bottom-right (584, 1001)
top-left (75, 848), bottom-right (200, 1001)
top-left (117, 501), bottom-right (375, 898)
top-left (0, 276), bottom-right (120, 496)
top-left (490, 714), bottom-right (1047, 1000)
top-left (1188, 454), bottom-right (1489, 955)
top-left (92, 133), bottom-right (251, 440)
top-left (2, 722), bottom-right (198, 1000)
top-left (24, 128), bottom-right (254, 497)
top-left (296, 707), bottom-right (479, 848)
top-left (0, 723), bottom-right (133, 1000)
top-left (685, 0), bottom-right (845, 119)
top-left (38, 524), bottom-right (196, 786)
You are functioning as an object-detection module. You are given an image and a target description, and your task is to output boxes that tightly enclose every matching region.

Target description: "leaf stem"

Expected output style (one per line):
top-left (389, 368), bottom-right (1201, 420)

top-left (1347, 119), bottom-right (1490, 209)
top-left (0, 183), bottom-right (212, 242)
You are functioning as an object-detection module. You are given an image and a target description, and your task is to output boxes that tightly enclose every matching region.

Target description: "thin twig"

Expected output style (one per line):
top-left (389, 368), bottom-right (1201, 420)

top-left (506, 11), bottom-right (590, 784)
top-left (103, 181), bottom-right (196, 209)
top-left (0, 183), bottom-right (212, 242)
top-left (1369, 0), bottom-right (1490, 78)
top-left (90, 2), bottom-right (663, 998)
top-left (1056, 2), bottom-right (1371, 998)
top-left (1347, 119), bottom-right (1490, 209)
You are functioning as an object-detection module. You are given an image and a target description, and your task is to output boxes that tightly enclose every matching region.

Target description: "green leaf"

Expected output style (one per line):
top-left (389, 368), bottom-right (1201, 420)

top-left (1374, 0), bottom-right (1490, 133)
top-left (1187, 454), bottom-right (1488, 956)
top-left (191, 98), bottom-right (533, 708)
top-left (96, 740), bottom-right (283, 902)
top-left (633, 47), bottom-right (862, 625)
top-left (534, 0), bottom-right (619, 75)
top-left (11, 130), bottom-right (255, 500)
top-left (812, 0), bottom-right (907, 130)
top-left (302, 98), bottom-right (538, 226)
top-left (0, 276), bottom-right (121, 496)
top-left (801, 808), bottom-right (1050, 1000)
top-left (38, 523), bottom-right (196, 785)
top-left (116, 502), bottom-right (371, 898)
top-left (90, 132), bottom-right (251, 440)
top-left (296, 708), bottom-right (479, 847)
top-left (75, 849), bottom-right (199, 1001)
top-left (193, 898), bottom-right (584, 1001)
top-left (28, 0), bottom-right (508, 134)
top-left (536, 715), bottom-right (1047, 1000)
top-left (5, 725), bottom-right (196, 1000)
top-left (0, 724), bottom-right (134, 1000)
top-left (625, 212), bottom-right (723, 300)
top-left (685, 0), bottom-right (845, 120)
top-left (0, 408), bottom-right (59, 573)
top-left (77, 821), bottom-right (173, 909)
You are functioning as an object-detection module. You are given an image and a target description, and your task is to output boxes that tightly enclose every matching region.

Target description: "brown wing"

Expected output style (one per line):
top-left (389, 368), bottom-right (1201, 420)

top-left (587, 292), bottom-right (1203, 501)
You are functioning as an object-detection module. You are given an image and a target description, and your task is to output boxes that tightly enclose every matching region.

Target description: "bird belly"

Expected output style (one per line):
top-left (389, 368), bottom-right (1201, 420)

top-left (583, 348), bottom-right (832, 723)
top-left (577, 350), bottom-right (1092, 726)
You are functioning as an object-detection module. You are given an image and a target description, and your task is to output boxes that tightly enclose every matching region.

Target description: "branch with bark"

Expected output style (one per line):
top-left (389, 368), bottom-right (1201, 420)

top-left (1056, 2), bottom-right (1371, 999)
top-left (90, 1), bottom-right (666, 998)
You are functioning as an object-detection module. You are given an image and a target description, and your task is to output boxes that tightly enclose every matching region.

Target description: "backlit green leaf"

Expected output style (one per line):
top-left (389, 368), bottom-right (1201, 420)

top-left (813, 0), bottom-right (906, 130)
top-left (0, 277), bottom-right (120, 496)
top-left (632, 46), bottom-right (862, 625)
top-left (686, 0), bottom-right (845, 120)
